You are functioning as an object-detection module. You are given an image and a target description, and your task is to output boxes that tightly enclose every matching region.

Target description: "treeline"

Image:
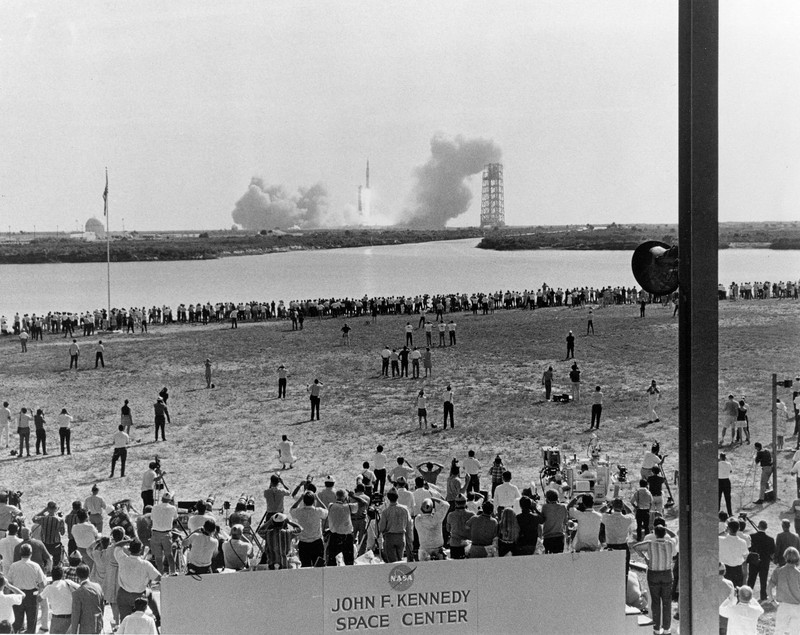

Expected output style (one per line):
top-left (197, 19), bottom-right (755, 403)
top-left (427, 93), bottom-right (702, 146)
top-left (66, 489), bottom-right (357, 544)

top-left (477, 223), bottom-right (800, 251)
top-left (0, 228), bottom-right (485, 265)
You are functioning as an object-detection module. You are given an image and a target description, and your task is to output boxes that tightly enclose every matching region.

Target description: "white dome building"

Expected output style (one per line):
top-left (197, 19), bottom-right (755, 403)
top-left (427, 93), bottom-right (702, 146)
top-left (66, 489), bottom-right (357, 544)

top-left (85, 217), bottom-right (105, 238)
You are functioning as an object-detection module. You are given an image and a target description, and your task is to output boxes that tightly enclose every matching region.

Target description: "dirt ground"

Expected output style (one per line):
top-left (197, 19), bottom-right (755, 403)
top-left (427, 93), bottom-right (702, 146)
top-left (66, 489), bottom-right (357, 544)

top-left (1, 298), bottom-right (797, 633)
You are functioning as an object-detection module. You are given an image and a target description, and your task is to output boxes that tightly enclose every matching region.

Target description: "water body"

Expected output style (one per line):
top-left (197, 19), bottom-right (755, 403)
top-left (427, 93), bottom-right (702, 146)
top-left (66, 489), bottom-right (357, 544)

top-left (1, 239), bottom-right (797, 315)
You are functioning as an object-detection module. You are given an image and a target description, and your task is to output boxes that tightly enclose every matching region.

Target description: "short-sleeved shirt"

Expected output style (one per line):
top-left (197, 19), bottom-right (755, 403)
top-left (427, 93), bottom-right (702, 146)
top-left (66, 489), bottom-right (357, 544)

top-left (8, 558), bottom-right (46, 591)
top-left (328, 502), bottom-right (357, 535)
top-left (291, 506), bottom-right (328, 542)
top-left (0, 592), bottom-right (23, 623)
top-left (40, 579), bottom-right (79, 615)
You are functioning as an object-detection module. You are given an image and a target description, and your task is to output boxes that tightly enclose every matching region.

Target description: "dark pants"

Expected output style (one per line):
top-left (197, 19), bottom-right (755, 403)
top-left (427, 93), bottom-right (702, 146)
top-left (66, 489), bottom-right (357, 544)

top-left (59, 428), bottom-right (71, 454)
top-left (381, 359), bottom-right (389, 376)
top-left (19, 429), bottom-right (30, 456)
top-left (155, 416), bottom-right (166, 441)
top-left (187, 563), bottom-right (212, 575)
top-left (383, 533), bottom-right (406, 563)
top-left (724, 563), bottom-right (744, 587)
top-left (111, 447), bottom-right (127, 476)
top-left (590, 404), bottom-right (602, 429)
top-left (443, 402), bottom-right (454, 429)
top-left (635, 509), bottom-right (651, 541)
top-left (95, 352), bottom-right (104, 367)
top-left (142, 489), bottom-right (154, 508)
top-left (374, 468), bottom-right (386, 494)
top-left (719, 478), bottom-right (732, 516)
top-left (326, 533), bottom-right (354, 566)
top-left (310, 396), bottom-right (320, 420)
top-left (13, 589), bottom-right (38, 634)
top-left (747, 557), bottom-right (771, 601)
top-left (299, 539), bottom-right (325, 567)
top-left (566, 345), bottom-right (574, 358)
top-left (449, 332), bottom-right (456, 345)
top-left (117, 587), bottom-right (161, 624)
top-left (544, 382), bottom-right (552, 400)
top-left (647, 570), bottom-right (673, 633)
top-left (46, 541), bottom-right (64, 567)
top-left (35, 428), bottom-right (47, 454)
top-left (278, 378), bottom-right (286, 398)
top-left (466, 474), bottom-right (480, 494)
top-left (70, 353), bottom-right (79, 368)
top-left (449, 545), bottom-right (466, 559)
top-left (543, 535), bottom-right (565, 553)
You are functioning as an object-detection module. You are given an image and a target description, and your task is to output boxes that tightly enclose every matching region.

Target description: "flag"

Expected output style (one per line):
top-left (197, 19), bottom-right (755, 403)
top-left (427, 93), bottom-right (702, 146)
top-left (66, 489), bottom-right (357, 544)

top-left (103, 170), bottom-right (108, 216)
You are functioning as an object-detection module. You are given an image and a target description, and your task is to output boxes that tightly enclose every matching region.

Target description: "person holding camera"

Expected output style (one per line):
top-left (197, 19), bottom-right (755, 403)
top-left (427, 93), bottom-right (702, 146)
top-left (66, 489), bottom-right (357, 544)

top-left (753, 442), bottom-right (773, 505)
top-left (746, 519), bottom-right (775, 602)
top-left (222, 524), bottom-right (254, 571)
top-left (290, 489), bottom-right (328, 568)
top-left (183, 519), bottom-right (219, 575)
top-left (718, 584), bottom-right (763, 635)
top-left (32, 501), bottom-right (65, 567)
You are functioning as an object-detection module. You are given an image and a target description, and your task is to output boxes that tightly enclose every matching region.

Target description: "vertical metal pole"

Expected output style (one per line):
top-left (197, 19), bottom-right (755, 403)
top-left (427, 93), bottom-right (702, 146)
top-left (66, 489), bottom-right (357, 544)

top-left (105, 168), bottom-right (111, 325)
top-left (773, 374), bottom-right (779, 495)
top-left (678, 1), bottom-right (718, 633)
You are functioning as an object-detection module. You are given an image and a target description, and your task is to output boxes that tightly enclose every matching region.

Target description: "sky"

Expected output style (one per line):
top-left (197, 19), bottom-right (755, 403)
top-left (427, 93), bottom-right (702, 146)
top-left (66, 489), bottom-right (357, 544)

top-left (1, 1), bottom-right (799, 231)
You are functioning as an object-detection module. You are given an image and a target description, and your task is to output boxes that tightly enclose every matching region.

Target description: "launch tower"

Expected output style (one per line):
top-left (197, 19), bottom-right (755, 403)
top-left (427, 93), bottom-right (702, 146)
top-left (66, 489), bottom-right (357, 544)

top-left (480, 163), bottom-right (505, 227)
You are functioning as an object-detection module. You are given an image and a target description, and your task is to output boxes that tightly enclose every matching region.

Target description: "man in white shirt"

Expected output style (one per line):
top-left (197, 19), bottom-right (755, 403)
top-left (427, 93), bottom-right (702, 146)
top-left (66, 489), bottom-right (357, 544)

top-left (0, 524), bottom-right (23, 575)
top-left (372, 446), bottom-right (388, 494)
top-left (140, 462), bottom-right (158, 509)
top-left (1, 402), bottom-right (11, 449)
top-left (57, 408), bottom-right (73, 455)
top-left (187, 501), bottom-right (217, 533)
top-left (110, 425), bottom-right (129, 478)
top-left (493, 471), bottom-right (522, 514)
top-left (718, 584), bottom-right (763, 635)
top-left (567, 494), bottom-right (602, 552)
top-left (149, 493), bottom-right (178, 575)
top-left (117, 596), bottom-right (158, 635)
top-left (114, 539), bottom-right (161, 622)
top-left (719, 518), bottom-right (750, 587)
top-left (7, 543), bottom-right (46, 633)
top-left (719, 453), bottom-right (733, 516)
top-left (415, 495), bottom-right (450, 560)
top-left (84, 485), bottom-right (107, 533)
top-left (0, 572), bottom-right (24, 628)
top-left (443, 384), bottom-right (455, 429)
top-left (290, 491), bottom-right (328, 568)
top-left (40, 566), bottom-right (79, 634)
top-left (183, 520), bottom-right (218, 575)
top-left (221, 524), bottom-right (255, 571)
top-left (71, 510), bottom-right (100, 568)
top-left (463, 450), bottom-right (482, 494)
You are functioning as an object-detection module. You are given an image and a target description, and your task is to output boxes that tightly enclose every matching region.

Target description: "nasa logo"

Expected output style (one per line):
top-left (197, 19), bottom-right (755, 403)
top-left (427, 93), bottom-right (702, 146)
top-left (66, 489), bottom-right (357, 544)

top-left (388, 564), bottom-right (416, 592)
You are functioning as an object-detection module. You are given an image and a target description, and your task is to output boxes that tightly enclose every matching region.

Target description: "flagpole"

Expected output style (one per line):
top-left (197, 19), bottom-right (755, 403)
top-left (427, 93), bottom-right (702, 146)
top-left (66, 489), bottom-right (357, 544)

top-left (104, 168), bottom-right (111, 329)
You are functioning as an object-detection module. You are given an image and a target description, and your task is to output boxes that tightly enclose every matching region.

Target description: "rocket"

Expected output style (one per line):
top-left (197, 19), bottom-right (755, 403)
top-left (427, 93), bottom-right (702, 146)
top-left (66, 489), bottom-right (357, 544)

top-left (366, 160), bottom-right (370, 189)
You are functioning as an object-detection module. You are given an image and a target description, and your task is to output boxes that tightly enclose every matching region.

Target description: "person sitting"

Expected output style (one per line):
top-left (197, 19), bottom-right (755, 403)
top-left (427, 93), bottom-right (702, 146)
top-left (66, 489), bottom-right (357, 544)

top-left (187, 501), bottom-right (216, 533)
top-left (221, 524), bottom-right (254, 571)
top-left (465, 501), bottom-right (498, 558)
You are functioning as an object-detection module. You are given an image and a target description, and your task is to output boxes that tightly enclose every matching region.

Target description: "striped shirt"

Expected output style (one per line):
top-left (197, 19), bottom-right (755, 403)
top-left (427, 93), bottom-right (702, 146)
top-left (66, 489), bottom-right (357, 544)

top-left (34, 514), bottom-right (65, 545)
top-left (264, 525), bottom-right (300, 569)
top-left (640, 536), bottom-right (676, 571)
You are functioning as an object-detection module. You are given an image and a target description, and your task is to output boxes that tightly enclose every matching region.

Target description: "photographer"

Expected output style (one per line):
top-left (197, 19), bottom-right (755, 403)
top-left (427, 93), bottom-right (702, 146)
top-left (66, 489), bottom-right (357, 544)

top-left (187, 501), bottom-right (217, 533)
top-left (599, 498), bottom-right (634, 576)
top-left (263, 474), bottom-right (291, 521)
top-left (183, 520), bottom-right (219, 575)
top-left (263, 513), bottom-right (301, 570)
top-left (228, 501), bottom-right (252, 529)
top-left (222, 524), bottom-right (254, 571)
top-left (32, 501), bottom-right (65, 566)
top-left (140, 462), bottom-right (160, 509)
top-left (414, 493), bottom-right (449, 561)
top-left (326, 490), bottom-right (358, 567)
top-left (718, 585), bottom-right (763, 635)
top-left (290, 489), bottom-right (328, 568)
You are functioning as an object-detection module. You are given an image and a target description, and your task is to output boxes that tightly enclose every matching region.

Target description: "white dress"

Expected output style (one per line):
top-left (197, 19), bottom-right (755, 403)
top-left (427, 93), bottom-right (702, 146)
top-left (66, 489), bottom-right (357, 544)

top-left (278, 441), bottom-right (296, 465)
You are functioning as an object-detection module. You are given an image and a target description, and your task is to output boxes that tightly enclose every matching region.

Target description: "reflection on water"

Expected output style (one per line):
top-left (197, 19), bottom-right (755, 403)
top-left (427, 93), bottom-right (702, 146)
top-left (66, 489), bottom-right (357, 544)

top-left (1, 238), bottom-right (797, 315)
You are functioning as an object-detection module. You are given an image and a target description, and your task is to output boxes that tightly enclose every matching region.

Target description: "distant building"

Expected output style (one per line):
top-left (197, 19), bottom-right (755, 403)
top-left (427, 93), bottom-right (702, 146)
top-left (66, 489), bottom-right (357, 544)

top-left (69, 232), bottom-right (98, 242)
top-left (85, 217), bottom-right (105, 238)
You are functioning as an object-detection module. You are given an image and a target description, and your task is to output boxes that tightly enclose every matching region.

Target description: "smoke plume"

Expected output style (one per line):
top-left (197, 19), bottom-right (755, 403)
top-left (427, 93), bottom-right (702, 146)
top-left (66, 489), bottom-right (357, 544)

top-left (401, 134), bottom-right (502, 228)
top-left (232, 178), bottom-right (357, 229)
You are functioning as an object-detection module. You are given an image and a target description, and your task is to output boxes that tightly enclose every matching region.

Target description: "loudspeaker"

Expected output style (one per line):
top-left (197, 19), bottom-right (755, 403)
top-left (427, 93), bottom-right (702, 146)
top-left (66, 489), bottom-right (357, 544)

top-left (631, 241), bottom-right (680, 295)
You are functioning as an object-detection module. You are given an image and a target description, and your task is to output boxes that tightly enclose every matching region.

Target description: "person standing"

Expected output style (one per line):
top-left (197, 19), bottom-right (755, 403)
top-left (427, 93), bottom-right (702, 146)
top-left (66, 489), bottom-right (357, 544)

top-left (380, 346), bottom-right (391, 378)
top-left (646, 379), bottom-right (661, 423)
top-left (17, 408), bottom-right (32, 458)
top-left (736, 398), bottom-right (751, 445)
top-left (720, 518), bottom-right (750, 587)
top-left (40, 567), bottom-right (79, 635)
top-left (437, 320), bottom-right (446, 347)
top-left (120, 400), bottom-right (133, 435)
top-left (569, 363), bottom-right (581, 404)
top-left (718, 453), bottom-right (733, 516)
top-left (718, 584), bottom-right (763, 635)
top-left (565, 331), bottom-right (575, 359)
top-left (110, 425), bottom-right (129, 478)
top-left (33, 408), bottom-right (47, 455)
top-left (422, 347), bottom-right (432, 378)
top-left (150, 493), bottom-right (178, 576)
top-left (153, 396), bottom-right (170, 442)
top-left (590, 386), bottom-right (603, 429)
top-left (277, 365), bottom-right (287, 399)
top-left (377, 489), bottom-right (413, 563)
top-left (204, 358), bottom-right (212, 388)
top-left (114, 540), bottom-right (161, 622)
top-left (325, 491), bottom-right (358, 567)
top-left (443, 384), bottom-right (454, 429)
top-left (586, 308), bottom-right (594, 335)
top-left (69, 339), bottom-right (80, 369)
top-left (754, 442), bottom-right (773, 504)
top-left (19, 329), bottom-right (28, 353)
top-left (84, 485), bottom-right (107, 533)
top-left (7, 543), bottom-right (46, 634)
top-left (424, 320), bottom-right (433, 347)
top-left (289, 491), bottom-right (328, 568)
top-left (489, 455), bottom-right (506, 496)
top-left (410, 347), bottom-right (421, 379)
top-left (541, 366), bottom-right (553, 401)
top-left (721, 394), bottom-right (739, 445)
top-left (462, 450), bottom-right (481, 494)
top-left (404, 322), bottom-right (413, 347)
top-left (415, 390), bottom-right (428, 434)
top-left (307, 379), bottom-right (323, 421)
top-left (448, 320), bottom-right (457, 346)
top-left (117, 596), bottom-right (157, 635)
top-left (1, 402), bottom-right (11, 449)
top-left (341, 323), bottom-right (352, 346)
top-left (633, 525), bottom-right (676, 635)
top-left (94, 341), bottom-right (105, 368)
top-left (183, 519), bottom-right (218, 575)
top-left (747, 520), bottom-right (776, 602)
top-left (768, 546), bottom-right (800, 633)
top-left (32, 501), bottom-right (65, 567)
top-left (140, 462), bottom-right (159, 509)
top-left (630, 479), bottom-right (653, 541)
top-left (776, 520), bottom-right (800, 567)
top-left (372, 445), bottom-right (388, 495)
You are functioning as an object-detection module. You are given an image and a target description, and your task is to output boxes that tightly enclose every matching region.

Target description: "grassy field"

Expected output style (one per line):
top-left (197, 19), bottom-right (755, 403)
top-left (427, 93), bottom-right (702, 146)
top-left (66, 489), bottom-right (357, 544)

top-left (1, 298), bottom-right (797, 632)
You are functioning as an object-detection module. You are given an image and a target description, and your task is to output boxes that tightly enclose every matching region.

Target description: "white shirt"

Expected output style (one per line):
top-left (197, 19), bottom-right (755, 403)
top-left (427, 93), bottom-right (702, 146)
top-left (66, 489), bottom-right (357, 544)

top-left (141, 469), bottom-right (156, 492)
top-left (8, 558), bottom-right (46, 591)
top-left (493, 482), bottom-right (521, 514)
top-left (72, 522), bottom-right (100, 549)
top-left (150, 502), bottom-right (178, 532)
top-left (372, 453), bottom-right (387, 470)
top-left (0, 536), bottom-right (22, 574)
top-left (187, 512), bottom-right (217, 533)
top-left (718, 595), bottom-right (764, 635)
top-left (118, 611), bottom-right (159, 635)
top-left (719, 461), bottom-right (732, 479)
top-left (463, 457), bottom-right (481, 475)
top-left (41, 579), bottom-right (79, 615)
top-left (113, 431), bottom-right (129, 448)
top-left (719, 533), bottom-right (749, 566)
top-left (444, 389), bottom-right (454, 404)
top-left (114, 548), bottom-right (160, 593)
top-left (58, 413), bottom-right (72, 429)
top-left (1, 408), bottom-right (11, 426)
top-left (0, 591), bottom-right (22, 623)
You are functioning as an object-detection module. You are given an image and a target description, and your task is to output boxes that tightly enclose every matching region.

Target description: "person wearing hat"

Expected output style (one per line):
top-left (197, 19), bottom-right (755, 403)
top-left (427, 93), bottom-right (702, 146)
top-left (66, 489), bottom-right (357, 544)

top-left (565, 330), bottom-right (575, 360)
top-left (149, 493), bottom-right (178, 575)
top-left (62, 550), bottom-right (83, 584)
top-left (277, 364), bottom-right (288, 399)
top-left (446, 495), bottom-right (474, 560)
top-left (84, 485), bottom-right (107, 533)
top-left (263, 513), bottom-right (301, 569)
top-left (153, 396), bottom-right (170, 442)
top-left (317, 476), bottom-right (338, 512)
top-left (377, 489), bottom-right (413, 563)
top-left (32, 502), bottom-right (66, 566)
top-left (222, 524), bottom-right (254, 571)
top-left (415, 493), bottom-right (449, 561)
